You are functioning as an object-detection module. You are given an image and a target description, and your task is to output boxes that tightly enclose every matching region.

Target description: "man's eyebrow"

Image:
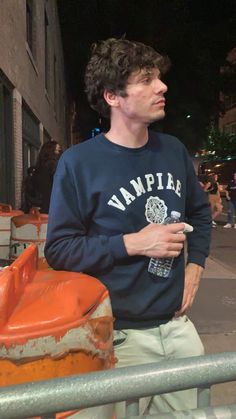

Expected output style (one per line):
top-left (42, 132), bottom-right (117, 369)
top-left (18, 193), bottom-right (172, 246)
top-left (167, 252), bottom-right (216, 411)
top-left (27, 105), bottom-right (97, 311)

top-left (128, 68), bottom-right (161, 84)
top-left (140, 69), bottom-right (152, 76)
top-left (139, 69), bottom-right (161, 78)
top-left (134, 70), bottom-right (152, 81)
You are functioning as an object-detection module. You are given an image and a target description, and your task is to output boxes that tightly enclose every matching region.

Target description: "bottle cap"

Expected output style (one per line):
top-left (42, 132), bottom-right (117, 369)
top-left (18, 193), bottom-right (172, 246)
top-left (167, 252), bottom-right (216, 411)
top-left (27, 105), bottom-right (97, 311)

top-left (183, 222), bottom-right (194, 233)
top-left (170, 211), bottom-right (181, 218)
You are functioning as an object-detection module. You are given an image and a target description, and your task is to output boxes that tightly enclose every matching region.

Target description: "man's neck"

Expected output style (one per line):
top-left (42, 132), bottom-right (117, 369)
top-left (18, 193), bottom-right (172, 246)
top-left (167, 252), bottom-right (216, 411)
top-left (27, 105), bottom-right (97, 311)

top-left (105, 118), bottom-right (149, 148)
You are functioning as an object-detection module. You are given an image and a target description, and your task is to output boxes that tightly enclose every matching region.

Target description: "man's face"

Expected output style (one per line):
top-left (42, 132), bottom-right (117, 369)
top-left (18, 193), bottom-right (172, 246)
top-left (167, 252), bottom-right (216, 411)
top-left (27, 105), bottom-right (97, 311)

top-left (116, 68), bottom-right (168, 125)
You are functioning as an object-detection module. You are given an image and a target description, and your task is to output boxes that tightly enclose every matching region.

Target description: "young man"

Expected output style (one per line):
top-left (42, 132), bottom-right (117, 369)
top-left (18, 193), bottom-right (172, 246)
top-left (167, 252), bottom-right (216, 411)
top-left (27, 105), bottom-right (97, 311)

top-left (45, 38), bottom-right (211, 414)
top-left (224, 171), bottom-right (236, 228)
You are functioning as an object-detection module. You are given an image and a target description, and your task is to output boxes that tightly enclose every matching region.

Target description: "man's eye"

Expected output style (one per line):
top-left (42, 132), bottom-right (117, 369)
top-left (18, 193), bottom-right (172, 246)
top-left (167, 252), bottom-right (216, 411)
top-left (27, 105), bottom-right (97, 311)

top-left (142, 77), bottom-right (151, 84)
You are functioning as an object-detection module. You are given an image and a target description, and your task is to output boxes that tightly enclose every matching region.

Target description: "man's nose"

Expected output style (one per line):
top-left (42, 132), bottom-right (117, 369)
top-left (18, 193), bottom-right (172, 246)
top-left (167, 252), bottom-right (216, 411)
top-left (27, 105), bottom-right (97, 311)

top-left (153, 79), bottom-right (168, 94)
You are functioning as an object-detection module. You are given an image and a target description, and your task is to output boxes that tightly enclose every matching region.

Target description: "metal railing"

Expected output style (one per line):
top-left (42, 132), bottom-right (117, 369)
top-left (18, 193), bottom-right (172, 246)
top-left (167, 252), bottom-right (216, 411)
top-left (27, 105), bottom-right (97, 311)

top-left (0, 352), bottom-right (236, 418)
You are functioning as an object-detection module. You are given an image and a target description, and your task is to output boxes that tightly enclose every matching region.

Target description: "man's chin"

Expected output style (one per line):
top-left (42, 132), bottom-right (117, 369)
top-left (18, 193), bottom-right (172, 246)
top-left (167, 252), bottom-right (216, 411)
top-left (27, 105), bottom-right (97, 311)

top-left (148, 111), bottom-right (165, 124)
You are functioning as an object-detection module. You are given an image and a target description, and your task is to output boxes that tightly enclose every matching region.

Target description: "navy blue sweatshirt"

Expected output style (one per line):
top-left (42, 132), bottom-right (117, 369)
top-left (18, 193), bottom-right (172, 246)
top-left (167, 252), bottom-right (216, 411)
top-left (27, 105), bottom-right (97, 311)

top-left (45, 131), bottom-right (211, 329)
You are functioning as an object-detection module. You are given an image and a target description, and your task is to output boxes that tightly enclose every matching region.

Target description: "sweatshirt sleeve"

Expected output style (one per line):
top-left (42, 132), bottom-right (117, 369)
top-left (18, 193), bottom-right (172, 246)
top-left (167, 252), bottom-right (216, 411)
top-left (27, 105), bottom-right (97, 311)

top-left (184, 154), bottom-right (212, 268)
top-left (44, 156), bottom-right (128, 273)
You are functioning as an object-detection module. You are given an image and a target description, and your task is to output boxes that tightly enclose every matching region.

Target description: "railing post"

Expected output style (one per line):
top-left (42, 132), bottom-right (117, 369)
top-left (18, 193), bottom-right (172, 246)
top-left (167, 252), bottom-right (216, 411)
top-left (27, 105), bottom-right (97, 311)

top-left (0, 353), bottom-right (236, 418)
top-left (126, 399), bottom-right (139, 416)
top-left (197, 386), bottom-right (210, 408)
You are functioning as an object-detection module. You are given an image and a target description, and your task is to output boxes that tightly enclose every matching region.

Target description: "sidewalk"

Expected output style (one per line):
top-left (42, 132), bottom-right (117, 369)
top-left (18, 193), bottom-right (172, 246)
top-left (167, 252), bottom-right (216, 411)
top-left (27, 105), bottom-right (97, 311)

top-left (202, 255), bottom-right (236, 280)
top-left (200, 256), bottom-right (236, 407)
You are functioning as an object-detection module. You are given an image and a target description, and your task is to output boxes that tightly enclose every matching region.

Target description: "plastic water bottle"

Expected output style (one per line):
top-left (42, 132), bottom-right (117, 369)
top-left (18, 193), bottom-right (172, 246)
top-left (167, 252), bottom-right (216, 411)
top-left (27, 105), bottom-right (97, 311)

top-left (148, 210), bottom-right (181, 278)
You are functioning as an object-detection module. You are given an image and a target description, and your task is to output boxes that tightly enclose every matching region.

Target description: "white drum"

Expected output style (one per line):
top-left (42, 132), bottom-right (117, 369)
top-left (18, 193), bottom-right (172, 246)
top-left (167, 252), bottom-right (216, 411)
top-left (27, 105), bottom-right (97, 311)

top-left (0, 203), bottom-right (23, 260)
top-left (10, 208), bottom-right (48, 268)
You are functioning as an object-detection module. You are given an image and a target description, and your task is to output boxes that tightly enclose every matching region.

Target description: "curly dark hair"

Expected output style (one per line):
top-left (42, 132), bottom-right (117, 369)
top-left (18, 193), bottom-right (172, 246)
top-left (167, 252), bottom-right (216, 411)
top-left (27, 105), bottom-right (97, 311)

top-left (36, 140), bottom-right (62, 168)
top-left (84, 38), bottom-right (170, 118)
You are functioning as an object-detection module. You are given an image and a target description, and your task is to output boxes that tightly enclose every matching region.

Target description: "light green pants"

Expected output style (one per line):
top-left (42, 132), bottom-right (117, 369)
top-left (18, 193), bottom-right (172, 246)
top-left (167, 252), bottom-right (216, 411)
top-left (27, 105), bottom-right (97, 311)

top-left (114, 315), bottom-right (204, 417)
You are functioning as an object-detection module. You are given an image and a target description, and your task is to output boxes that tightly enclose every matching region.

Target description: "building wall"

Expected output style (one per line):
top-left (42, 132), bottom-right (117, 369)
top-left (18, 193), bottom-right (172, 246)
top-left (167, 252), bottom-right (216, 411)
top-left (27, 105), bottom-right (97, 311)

top-left (219, 107), bottom-right (236, 133)
top-left (219, 47), bottom-right (236, 134)
top-left (0, 0), bottom-right (67, 208)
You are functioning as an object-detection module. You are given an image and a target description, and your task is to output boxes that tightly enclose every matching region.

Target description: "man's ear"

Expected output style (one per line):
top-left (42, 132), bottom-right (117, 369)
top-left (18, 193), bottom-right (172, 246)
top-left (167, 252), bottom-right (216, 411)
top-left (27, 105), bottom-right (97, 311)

top-left (104, 89), bottom-right (120, 108)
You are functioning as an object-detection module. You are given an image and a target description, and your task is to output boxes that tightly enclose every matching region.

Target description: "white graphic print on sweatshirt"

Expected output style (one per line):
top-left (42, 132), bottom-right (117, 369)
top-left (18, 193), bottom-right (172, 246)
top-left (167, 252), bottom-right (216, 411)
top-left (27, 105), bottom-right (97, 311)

top-left (107, 172), bottom-right (181, 211)
top-left (145, 196), bottom-right (167, 224)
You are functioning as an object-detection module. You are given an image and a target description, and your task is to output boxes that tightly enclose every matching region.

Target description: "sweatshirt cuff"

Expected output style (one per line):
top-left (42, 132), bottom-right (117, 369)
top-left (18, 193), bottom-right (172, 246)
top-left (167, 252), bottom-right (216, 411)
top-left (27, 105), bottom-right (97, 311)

top-left (109, 234), bottom-right (129, 260)
top-left (187, 251), bottom-right (207, 269)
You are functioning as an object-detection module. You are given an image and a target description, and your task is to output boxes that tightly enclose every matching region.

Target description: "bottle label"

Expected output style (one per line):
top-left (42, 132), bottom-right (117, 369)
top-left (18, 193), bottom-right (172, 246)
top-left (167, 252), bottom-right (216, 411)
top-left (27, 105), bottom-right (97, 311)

top-left (148, 209), bottom-right (181, 278)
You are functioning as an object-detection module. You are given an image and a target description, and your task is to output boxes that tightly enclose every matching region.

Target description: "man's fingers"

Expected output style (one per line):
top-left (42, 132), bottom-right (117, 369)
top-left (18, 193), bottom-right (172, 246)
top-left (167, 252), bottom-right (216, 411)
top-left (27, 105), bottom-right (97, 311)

top-left (168, 242), bottom-right (184, 251)
top-left (172, 233), bottom-right (186, 243)
top-left (166, 222), bottom-right (194, 234)
top-left (166, 223), bottom-right (186, 233)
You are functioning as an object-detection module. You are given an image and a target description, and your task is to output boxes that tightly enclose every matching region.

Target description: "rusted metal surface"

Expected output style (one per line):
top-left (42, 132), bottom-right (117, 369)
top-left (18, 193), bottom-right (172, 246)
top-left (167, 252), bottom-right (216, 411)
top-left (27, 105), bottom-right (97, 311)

top-left (0, 297), bottom-right (112, 360)
top-left (0, 244), bottom-right (115, 417)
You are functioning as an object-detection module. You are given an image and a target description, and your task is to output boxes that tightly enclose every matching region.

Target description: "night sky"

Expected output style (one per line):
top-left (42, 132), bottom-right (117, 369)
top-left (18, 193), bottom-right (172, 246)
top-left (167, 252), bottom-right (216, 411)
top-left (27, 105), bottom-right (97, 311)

top-left (58, 0), bottom-right (236, 150)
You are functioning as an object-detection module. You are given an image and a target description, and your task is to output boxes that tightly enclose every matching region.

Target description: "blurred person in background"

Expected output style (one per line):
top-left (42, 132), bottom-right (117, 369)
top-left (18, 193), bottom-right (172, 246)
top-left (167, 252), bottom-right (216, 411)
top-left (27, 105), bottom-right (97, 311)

top-left (223, 171), bottom-right (236, 228)
top-left (21, 166), bottom-right (41, 213)
top-left (205, 173), bottom-right (222, 227)
top-left (33, 140), bottom-right (63, 214)
top-left (198, 174), bottom-right (209, 190)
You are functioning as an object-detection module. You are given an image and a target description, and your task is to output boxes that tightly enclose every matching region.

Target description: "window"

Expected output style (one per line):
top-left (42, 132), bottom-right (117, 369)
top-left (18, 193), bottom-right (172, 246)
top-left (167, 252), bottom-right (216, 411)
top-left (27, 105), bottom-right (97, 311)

top-left (44, 10), bottom-right (49, 91)
top-left (43, 128), bottom-right (51, 143)
top-left (22, 141), bottom-right (38, 178)
top-left (224, 92), bottom-right (236, 109)
top-left (0, 75), bottom-right (14, 205)
top-left (53, 54), bottom-right (57, 113)
top-left (22, 104), bottom-right (40, 178)
top-left (26, 0), bottom-right (33, 52)
top-left (224, 123), bottom-right (236, 134)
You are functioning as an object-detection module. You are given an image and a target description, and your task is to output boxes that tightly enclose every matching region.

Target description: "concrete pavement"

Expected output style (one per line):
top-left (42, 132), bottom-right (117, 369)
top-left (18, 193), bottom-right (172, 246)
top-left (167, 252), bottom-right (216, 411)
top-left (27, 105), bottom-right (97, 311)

top-left (203, 254), bottom-right (236, 280)
top-left (189, 254), bottom-right (236, 407)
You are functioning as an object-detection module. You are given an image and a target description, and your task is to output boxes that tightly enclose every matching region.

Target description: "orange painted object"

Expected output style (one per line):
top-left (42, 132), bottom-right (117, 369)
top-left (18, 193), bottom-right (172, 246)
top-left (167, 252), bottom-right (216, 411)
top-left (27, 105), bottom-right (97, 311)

top-left (0, 269), bottom-right (16, 329)
top-left (0, 203), bottom-right (23, 260)
top-left (10, 207), bottom-right (48, 268)
top-left (0, 245), bottom-right (115, 417)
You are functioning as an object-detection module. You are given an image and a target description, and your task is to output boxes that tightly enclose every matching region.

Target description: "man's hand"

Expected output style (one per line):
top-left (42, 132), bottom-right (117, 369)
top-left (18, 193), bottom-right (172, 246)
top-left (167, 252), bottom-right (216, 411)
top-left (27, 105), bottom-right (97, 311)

top-left (175, 263), bottom-right (203, 316)
top-left (123, 223), bottom-right (186, 258)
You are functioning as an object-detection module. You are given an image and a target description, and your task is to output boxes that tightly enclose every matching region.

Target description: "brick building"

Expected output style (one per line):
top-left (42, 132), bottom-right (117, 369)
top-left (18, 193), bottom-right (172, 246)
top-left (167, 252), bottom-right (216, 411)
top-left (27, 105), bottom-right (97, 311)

top-left (0, 0), bottom-right (67, 208)
top-left (219, 47), bottom-right (236, 135)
